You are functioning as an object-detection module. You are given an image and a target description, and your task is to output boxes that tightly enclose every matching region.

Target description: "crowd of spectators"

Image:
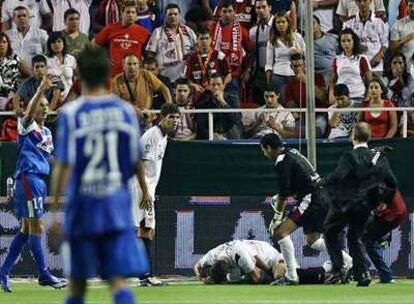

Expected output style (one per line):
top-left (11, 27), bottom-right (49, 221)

top-left (0, 0), bottom-right (414, 141)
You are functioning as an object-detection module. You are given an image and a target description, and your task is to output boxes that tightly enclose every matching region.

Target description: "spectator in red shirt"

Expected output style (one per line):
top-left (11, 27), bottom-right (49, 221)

top-left (93, 0), bottom-right (123, 34)
top-left (358, 78), bottom-right (398, 139)
top-left (213, 0), bottom-right (257, 29)
top-left (184, 25), bottom-right (231, 94)
top-left (92, 0), bottom-right (150, 77)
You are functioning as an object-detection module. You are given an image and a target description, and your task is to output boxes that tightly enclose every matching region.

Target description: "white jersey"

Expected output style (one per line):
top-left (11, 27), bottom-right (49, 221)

top-left (140, 125), bottom-right (168, 196)
top-left (336, 0), bottom-right (385, 18)
top-left (1, 0), bottom-right (51, 30)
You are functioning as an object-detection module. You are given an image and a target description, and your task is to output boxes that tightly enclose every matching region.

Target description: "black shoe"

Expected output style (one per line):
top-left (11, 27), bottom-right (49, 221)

top-left (356, 272), bottom-right (371, 287)
top-left (324, 271), bottom-right (343, 284)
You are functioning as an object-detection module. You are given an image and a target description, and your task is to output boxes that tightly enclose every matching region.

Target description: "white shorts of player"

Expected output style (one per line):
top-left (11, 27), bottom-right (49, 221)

top-left (129, 176), bottom-right (156, 230)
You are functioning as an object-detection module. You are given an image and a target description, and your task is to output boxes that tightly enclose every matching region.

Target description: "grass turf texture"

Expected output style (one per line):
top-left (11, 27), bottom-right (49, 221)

top-left (0, 280), bottom-right (413, 304)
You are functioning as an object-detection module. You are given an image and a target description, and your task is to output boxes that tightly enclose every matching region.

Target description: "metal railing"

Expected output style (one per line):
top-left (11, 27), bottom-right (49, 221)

top-left (1, 107), bottom-right (413, 140)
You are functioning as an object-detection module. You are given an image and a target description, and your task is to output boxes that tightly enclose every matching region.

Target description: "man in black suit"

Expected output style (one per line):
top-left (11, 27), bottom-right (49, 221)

top-left (323, 122), bottom-right (397, 286)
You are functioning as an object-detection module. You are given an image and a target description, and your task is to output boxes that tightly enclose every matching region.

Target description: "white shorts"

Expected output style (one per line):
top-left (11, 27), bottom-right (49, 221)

top-left (129, 177), bottom-right (156, 230)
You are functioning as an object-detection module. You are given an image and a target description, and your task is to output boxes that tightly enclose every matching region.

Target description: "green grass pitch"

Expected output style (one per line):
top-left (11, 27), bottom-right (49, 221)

top-left (0, 280), bottom-right (413, 304)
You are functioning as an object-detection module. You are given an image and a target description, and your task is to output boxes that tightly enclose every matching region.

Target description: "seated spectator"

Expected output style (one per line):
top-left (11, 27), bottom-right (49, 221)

top-left (329, 28), bottom-right (372, 107)
top-left (285, 54), bottom-right (328, 137)
top-left (143, 56), bottom-right (173, 109)
top-left (92, 0), bottom-right (150, 77)
top-left (194, 73), bottom-right (239, 140)
top-left (1, 0), bottom-right (52, 32)
top-left (245, 85), bottom-right (295, 139)
top-left (172, 78), bottom-right (196, 140)
top-left (112, 53), bottom-right (172, 128)
top-left (61, 9), bottom-right (91, 59)
top-left (328, 84), bottom-right (357, 139)
top-left (405, 92), bottom-right (414, 137)
top-left (313, 15), bottom-right (338, 87)
top-left (136, 0), bottom-right (162, 33)
top-left (184, 26), bottom-right (231, 94)
top-left (46, 32), bottom-right (77, 100)
top-left (93, 0), bottom-right (123, 34)
top-left (0, 32), bottom-right (31, 109)
top-left (13, 55), bottom-right (64, 115)
top-left (145, 3), bottom-right (197, 82)
top-left (50, 0), bottom-right (91, 35)
top-left (265, 12), bottom-right (305, 102)
top-left (6, 6), bottom-right (48, 66)
top-left (358, 78), bottom-right (398, 139)
top-left (384, 52), bottom-right (414, 107)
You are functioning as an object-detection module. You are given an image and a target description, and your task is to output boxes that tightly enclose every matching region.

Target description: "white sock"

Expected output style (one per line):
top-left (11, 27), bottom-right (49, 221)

top-left (278, 236), bottom-right (298, 281)
top-left (311, 238), bottom-right (353, 269)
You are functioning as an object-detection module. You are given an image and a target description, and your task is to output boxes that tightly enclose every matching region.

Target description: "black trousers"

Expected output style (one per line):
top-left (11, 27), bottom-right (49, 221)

top-left (324, 202), bottom-right (371, 279)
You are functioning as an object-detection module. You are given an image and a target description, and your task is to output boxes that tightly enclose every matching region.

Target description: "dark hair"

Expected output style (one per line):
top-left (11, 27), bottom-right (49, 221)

top-left (13, 6), bottom-right (29, 14)
top-left (208, 72), bottom-right (223, 81)
top-left (122, 0), bottom-right (138, 12)
top-left (160, 103), bottom-right (180, 117)
top-left (334, 84), bottom-right (350, 97)
top-left (255, 0), bottom-right (272, 6)
top-left (221, 0), bottom-right (234, 9)
top-left (338, 28), bottom-right (361, 56)
top-left (290, 53), bottom-right (305, 62)
top-left (197, 25), bottom-right (211, 37)
top-left (353, 122), bottom-right (371, 143)
top-left (143, 56), bottom-right (158, 66)
top-left (174, 78), bottom-right (190, 87)
top-left (368, 75), bottom-right (388, 97)
top-left (313, 15), bottom-right (321, 25)
top-left (165, 3), bottom-right (180, 14)
top-left (210, 260), bottom-right (230, 284)
top-left (77, 47), bottom-right (111, 89)
top-left (260, 133), bottom-right (283, 149)
top-left (386, 52), bottom-right (410, 85)
top-left (32, 54), bottom-right (47, 67)
top-left (269, 12), bottom-right (294, 47)
top-left (47, 31), bottom-right (67, 57)
top-left (64, 8), bottom-right (80, 21)
top-left (263, 84), bottom-right (279, 94)
top-left (0, 32), bottom-right (13, 57)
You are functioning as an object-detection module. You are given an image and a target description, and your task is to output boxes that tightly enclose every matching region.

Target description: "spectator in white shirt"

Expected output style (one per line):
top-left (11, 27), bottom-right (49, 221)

top-left (50, 0), bottom-right (92, 35)
top-left (1, 0), bottom-right (52, 32)
top-left (336, 0), bottom-right (385, 23)
top-left (5, 6), bottom-right (48, 67)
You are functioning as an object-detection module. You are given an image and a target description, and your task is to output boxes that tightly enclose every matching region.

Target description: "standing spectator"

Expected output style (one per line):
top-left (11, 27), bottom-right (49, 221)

top-left (61, 9), bottom-right (91, 59)
top-left (313, 15), bottom-right (338, 86)
top-left (249, 0), bottom-right (274, 105)
top-left (388, 0), bottom-right (409, 29)
top-left (1, 0), bottom-right (52, 32)
top-left (213, 0), bottom-right (257, 29)
top-left (285, 54), bottom-right (328, 137)
top-left (265, 12), bottom-right (305, 102)
top-left (269, 0), bottom-right (297, 30)
top-left (93, 0), bottom-right (123, 33)
top-left (50, 0), bottom-right (92, 35)
top-left (210, 0), bottom-right (253, 106)
top-left (136, 0), bottom-right (162, 33)
top-left (390, 0), bottom-right (414, 76)
top-left (46, 32), bottom-right (77, 100)
top-left (342, 0), bottom-right (389, 76)
top-left (146, 3), bottom-right (197, 82)
top-left (336, 0), bottom-right (385, 23)
top-left (329, 28), bottom-right (372, 106)
top-left (245, 85), bottom-right (295, 139)
top-left (184, 26), bottom-right (231, 94)
top-left (172, 78), bottom-right (197, 140)
top-left (6, 6), bottom-right (48, 67)
top-left (93, 0), bottom-right (150, 77)
top-left (13, 55), bottom-right (64, 114)
top-left (143, 56), bottom-right (173, 109)
top-left (384, 52), bottom-right (414, 107)
top-left (0, 32), bottom-right (31, 108)
top-left (328, 84), bottom-right (357, 139)
top-left (358, 78), bottom-right (398, 139)
top-left (112, 53), bottom-right (172, 116)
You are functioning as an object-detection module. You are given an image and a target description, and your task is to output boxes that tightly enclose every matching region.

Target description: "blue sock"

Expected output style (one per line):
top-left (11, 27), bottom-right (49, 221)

top-left (114, 288), bottom-right (135, 304)
top-left (0, 232), bottom-right (29, 275)
top-left (65, 296), bottom-right (85, 304)
top-left (28, 235), bottom-right (47, 274)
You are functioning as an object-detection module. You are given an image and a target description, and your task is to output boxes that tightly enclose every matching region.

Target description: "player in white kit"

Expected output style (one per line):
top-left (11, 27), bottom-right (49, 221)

top-left (129, 103), bottom-right (180, 286)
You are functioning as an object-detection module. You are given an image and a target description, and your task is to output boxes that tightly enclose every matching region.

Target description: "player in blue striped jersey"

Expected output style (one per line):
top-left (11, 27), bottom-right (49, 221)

top-left (0, 77), bottom-right (67, 293)
top-left (50, 47), bottom-right (148, 304)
